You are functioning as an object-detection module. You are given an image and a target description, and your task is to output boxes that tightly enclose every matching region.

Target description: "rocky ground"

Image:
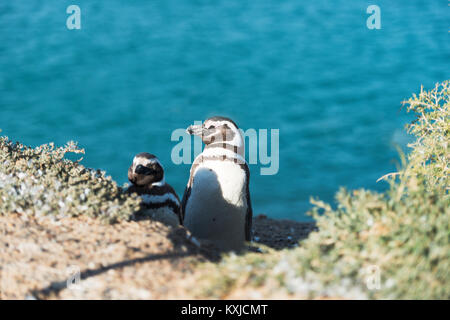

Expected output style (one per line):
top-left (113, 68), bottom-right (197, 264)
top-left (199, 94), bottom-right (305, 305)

top-left (0, 213), bottom-right (315, 300)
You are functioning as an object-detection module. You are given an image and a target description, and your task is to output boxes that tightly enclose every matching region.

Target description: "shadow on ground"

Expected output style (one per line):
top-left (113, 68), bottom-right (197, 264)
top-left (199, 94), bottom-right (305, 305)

top-left (30, 251), bottom-right (192, 299)
top-left (24, 214), bottom-right (316, 299)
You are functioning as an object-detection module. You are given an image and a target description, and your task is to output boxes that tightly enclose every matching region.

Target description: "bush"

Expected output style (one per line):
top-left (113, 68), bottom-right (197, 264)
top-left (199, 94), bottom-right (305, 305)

top-left (0, 138), bottom-right (141, 223)
top-left (197, 81), bottom-right (450, 299)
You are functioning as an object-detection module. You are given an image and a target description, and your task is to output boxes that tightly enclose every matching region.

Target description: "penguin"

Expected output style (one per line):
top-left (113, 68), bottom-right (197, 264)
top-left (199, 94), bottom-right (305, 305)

top-left (127, 152), bottom-right (182, 227)
top-left (181, 116), bottom-right (253, 251)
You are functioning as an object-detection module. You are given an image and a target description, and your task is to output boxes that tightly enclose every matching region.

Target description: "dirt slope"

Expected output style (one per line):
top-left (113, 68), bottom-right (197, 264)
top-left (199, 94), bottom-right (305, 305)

top-left (0, 213), bottom-right (314, 299)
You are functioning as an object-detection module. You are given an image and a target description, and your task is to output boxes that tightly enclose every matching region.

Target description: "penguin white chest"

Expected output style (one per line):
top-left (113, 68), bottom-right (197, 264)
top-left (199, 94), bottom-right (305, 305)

top-left (184, 160), bottom-right (248, 250)
top-left (195, 160), bottom-right (246, 206)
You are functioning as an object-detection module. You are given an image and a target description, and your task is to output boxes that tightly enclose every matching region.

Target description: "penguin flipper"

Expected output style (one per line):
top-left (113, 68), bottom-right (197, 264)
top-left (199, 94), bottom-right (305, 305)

top-left (163, 183), bottom-right (183, 225)
top-left (245, 190), bottom-right (253, 241)
top-left (243, 163), bottom-right (253, 242)
top-left (180, 185), bottom-right (191, 223)
top-left (181, 159), bottom-right (201, 224)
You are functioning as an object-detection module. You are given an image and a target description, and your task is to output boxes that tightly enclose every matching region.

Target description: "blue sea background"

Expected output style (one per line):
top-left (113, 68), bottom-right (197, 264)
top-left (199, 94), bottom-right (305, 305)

top-left (0, 1), bottom-right (448, 220)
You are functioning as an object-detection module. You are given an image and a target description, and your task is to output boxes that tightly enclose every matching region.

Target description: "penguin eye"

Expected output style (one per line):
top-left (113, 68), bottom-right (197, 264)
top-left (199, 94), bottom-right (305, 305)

top-left (135, 165), bottom-right (154, 175)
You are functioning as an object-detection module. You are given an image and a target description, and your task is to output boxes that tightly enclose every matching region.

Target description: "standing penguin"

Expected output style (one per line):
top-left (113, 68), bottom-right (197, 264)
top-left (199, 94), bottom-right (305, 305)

top-left (181, 116), bottom-right (253, 250)
top-left (128, 153), bottom-right (182, 227)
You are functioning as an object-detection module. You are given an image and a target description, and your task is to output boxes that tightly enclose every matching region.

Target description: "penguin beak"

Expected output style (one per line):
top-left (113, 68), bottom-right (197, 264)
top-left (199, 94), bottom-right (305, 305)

top-left (186, 124), bottom-right (204, 136)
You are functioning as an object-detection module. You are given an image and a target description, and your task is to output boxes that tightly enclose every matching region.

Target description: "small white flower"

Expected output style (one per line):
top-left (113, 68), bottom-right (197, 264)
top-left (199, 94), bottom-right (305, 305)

top-left (17, 172), bottom-right (27, 179)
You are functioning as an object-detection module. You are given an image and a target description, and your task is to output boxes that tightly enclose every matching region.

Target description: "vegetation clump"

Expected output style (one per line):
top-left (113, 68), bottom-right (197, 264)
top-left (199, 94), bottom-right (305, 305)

top-left (0, 139), bottom-right (141, 223)
top-left (197, 81), bottom-right (450, 299)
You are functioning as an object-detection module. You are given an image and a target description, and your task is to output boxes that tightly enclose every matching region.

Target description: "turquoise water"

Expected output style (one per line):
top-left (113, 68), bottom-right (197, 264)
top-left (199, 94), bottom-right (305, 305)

top-left (0, 1), bottom-right (449, 220)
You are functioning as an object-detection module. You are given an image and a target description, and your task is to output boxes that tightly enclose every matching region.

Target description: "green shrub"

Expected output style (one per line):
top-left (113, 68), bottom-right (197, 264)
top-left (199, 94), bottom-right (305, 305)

top-left (0, 138), bottom-right (141, 223)
top-left (198, 81), bottom-right (450, 299)
top-left (403, 82), bottom-right (449, 190)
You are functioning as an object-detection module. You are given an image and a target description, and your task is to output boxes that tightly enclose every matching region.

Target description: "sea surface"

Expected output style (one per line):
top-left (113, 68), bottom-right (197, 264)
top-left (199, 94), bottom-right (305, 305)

top-left (0, 1), bottom-right (449, 220)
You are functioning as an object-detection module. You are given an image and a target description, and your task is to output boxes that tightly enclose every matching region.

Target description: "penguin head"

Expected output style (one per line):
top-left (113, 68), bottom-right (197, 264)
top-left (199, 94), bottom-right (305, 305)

top-left (186, 116), bottom-right (242, 146)
top-left (128, 153), bottom-right (164, 187)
